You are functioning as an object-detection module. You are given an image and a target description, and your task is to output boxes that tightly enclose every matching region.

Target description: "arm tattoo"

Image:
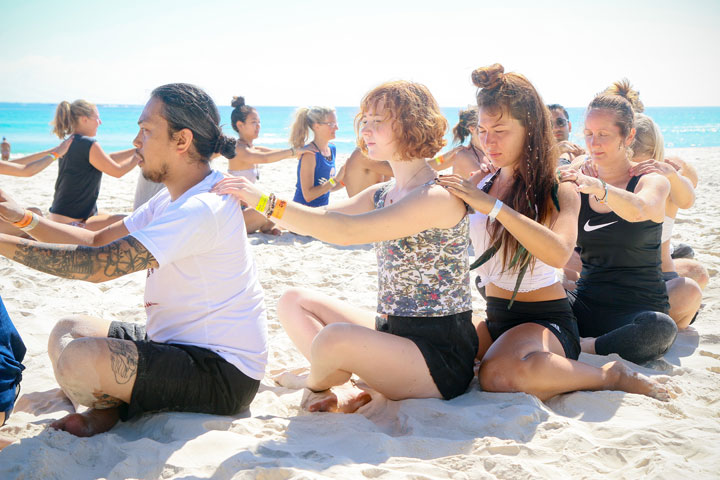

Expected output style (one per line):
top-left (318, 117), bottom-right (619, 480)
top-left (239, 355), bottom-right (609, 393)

top-left (11, 235), bottom-right (157, 282)
top-left (107, 340), bottom-right (138, 385)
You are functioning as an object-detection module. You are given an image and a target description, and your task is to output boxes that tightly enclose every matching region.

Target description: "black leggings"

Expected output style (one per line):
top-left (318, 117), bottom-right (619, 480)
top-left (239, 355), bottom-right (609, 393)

top-left (567, 291), bottom-right (677, 364)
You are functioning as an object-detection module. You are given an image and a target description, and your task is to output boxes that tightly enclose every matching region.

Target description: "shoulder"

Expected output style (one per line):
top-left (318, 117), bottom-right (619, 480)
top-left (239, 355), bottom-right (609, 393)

top-left (635, 172), bottom-right (671, 193)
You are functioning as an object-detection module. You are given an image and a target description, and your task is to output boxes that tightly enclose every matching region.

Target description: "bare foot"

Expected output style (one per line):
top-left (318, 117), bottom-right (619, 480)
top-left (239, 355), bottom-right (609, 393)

top-left (301, 382), bottom-right (372, 413)
top-left (50, 408), bottom-right (120, 437)
top-left (273, 371), bottom-right (308, 390)
top-left (580, 337), bottom-right (596, 354)
top-left (603, 361), bottom-right (676, 401)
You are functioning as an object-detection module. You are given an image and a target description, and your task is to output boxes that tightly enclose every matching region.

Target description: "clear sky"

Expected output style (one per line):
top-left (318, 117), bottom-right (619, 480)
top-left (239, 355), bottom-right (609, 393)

top-left (1, 0), bottom-right (719, 107)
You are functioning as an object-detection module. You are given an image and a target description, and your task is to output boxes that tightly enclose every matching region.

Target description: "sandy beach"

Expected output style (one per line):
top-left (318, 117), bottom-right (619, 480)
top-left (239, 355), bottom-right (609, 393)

top-left (0, 148), bottom-right (718, 479)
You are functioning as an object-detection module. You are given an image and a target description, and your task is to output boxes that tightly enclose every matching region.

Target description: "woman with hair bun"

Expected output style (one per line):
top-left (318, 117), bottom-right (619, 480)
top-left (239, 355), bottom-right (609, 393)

top-left (559, 79), bottom-right (678, 365)
top-left (213, 80), bottom-right (477, 412)
top-left (289, 106), bottom-right (345, 207)
top-left (229, 96), bottom-right (313, 233)
top-left (438, 64), bottom-right (670, 401)
top-left (49, 99), bottom-right (138, 229)
top-left (444, 107), bottom-right (491, 178)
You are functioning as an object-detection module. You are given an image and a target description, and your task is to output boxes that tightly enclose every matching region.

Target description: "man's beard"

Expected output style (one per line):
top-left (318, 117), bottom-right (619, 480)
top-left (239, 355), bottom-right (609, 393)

top-left (142, 162), bottom-right (169, 183)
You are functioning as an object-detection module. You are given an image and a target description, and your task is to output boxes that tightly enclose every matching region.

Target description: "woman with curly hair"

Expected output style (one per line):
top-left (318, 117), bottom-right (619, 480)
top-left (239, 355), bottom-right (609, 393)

top-left (212, 80), bottom-right (477, 412)
top-left (438, 65), bottom-right (671, 401)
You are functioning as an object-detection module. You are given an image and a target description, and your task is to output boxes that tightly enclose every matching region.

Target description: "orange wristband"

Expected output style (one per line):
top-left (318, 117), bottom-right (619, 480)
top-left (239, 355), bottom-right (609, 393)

top-left (12, 210), bottom-right (33, 228)
top-left (272, 199), bottom-right (288, 219)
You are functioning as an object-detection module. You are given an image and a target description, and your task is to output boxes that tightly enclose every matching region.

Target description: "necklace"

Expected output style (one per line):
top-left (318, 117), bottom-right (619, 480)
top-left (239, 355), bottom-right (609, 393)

top-left (470, 143), bottom-right (483, 163)
top-left (388, 165), bottom-right (435, 204)
top-left (311, 141), bottom-right (332, 162)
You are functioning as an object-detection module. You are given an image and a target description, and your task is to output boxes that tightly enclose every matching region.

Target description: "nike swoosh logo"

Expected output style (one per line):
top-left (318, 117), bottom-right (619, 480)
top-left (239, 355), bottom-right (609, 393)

top-left (583, 220), bottom-right (618, 232)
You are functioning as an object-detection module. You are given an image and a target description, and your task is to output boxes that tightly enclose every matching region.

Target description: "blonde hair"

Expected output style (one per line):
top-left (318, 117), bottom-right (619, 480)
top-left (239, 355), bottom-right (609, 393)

top-left (289, 106), bottom-right (335, 148)
top-left (633, 113), bottom-right (664, 162)
top-left (51, 99), bottom-right (95, 138)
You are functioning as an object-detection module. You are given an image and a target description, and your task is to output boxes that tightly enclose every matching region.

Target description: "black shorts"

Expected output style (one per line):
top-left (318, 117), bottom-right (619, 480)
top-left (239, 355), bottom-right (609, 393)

top-left (485, 297), bottom-right (580, 360)
top-left (375, 311), bottom-right (478, 400)
top-left (663, 271), bottom-right (680, 282)
top-left (108, 321), bottom-right (260, 421)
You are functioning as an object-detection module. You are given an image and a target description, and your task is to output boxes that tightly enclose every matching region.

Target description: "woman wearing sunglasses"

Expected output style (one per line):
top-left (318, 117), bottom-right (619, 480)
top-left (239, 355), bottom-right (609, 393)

top-left (289, 107), bottom-right (346, 207)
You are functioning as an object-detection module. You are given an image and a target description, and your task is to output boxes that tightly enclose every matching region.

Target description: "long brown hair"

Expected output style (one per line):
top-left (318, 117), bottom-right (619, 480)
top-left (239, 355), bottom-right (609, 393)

top-left (472, 63), bottom-right (557, 271)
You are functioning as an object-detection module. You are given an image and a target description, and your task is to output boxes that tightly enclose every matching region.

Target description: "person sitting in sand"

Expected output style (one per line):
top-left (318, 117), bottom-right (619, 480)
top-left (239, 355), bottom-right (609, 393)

top-left (567, 112), bottom-right (708, 329)
top-left (212, 80), bottom-right (478, 413)
top-left (1, 137), bottom-right (10, 161)
top-left (0, 295), bottom-right (25, 449)
top-left (547, 103), bottom-right (585, 164)
top-left (0, 137), bottom-right (74, 237)
top-left (0, 83), bottom-right (268, 437)
top-left (342, 147), bottom-right (393, 197)
top-left (229, 96), bottom-right (313, 233)
top-left (437, 64), bottom-right (670, 402)
top-left (49, 99), bottom-right (139, 230)
top-left (289, 106), bottom-right (346, 207)
top-left (558, 80), bottom-right (678, 365)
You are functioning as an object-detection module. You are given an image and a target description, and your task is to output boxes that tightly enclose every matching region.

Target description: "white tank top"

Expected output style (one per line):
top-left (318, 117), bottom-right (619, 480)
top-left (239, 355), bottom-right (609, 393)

top-left (469, 173), bottom-right (559, 292)
top-left (661, 215), bottom-right (674, 243)
top-left (227, 166), bottom-right (259, 183)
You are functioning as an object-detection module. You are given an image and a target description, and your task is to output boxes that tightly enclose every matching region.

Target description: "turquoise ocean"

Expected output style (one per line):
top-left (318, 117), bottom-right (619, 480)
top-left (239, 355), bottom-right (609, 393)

top-left (1, 103), bottom-right (719, 156)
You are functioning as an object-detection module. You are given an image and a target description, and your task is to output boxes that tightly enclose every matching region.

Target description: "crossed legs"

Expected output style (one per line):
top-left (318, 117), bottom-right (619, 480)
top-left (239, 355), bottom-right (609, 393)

top-left (276, 288), bottom-right (442, 412)
top-left (47, 315), bottom-right (138, 436)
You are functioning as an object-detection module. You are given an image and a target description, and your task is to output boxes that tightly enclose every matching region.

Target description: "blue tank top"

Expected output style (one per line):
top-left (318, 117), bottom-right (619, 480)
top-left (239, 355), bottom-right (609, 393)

top-left (50, 134), bottom-right (102, 219)
top-left (293, 144), bottom-right (336, 207)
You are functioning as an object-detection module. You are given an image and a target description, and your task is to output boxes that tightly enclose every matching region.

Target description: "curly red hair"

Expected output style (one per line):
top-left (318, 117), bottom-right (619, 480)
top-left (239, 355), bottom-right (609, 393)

top-left (355, 80), bottom-right (447, 160)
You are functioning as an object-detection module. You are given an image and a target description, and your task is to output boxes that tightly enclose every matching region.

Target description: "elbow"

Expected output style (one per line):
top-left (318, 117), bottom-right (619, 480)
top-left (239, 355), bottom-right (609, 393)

top-left (677, 195), bottom-right (695, 210)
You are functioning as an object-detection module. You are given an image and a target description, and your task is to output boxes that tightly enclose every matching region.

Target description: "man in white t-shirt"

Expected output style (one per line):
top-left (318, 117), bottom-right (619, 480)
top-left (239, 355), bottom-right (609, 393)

top-left (0, 83), bottom-right (267, 437)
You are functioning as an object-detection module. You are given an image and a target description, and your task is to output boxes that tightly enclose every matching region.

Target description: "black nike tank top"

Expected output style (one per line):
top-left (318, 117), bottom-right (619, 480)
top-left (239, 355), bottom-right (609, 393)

top-left (575, 176), bottom-right (669, 311)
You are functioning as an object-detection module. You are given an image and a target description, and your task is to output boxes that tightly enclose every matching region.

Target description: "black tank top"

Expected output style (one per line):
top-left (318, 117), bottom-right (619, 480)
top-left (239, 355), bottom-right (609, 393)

top-left (575, 176), bottom-right (669, 312)
top-left (49, 134), bottom-right (102, 219)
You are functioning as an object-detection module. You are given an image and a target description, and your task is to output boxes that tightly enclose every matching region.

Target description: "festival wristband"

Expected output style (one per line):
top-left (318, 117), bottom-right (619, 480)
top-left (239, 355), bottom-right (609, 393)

top-left (339, 180), bottom-right (346, 187)
top-left (255, 194), bottom-right (269, 213)
top-left (272, 199), bottom-right (288, 220)
top-left (12, 210), bottom-right (33, 228)
top-left (434, 155), bottom-right (445, 165)
top-left (488, 199), bottom-right (503, 222)
top-left (328, 177), bottom-right (337, 186)
top-left (19, 212), bottom-right (40, 232)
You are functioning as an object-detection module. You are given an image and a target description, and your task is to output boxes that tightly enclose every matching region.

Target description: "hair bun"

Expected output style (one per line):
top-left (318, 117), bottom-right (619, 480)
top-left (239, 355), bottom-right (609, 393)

top-left (472, 63), bottom-right (505, 90)
top-left (214, 135), bottom-right (237, 159)
top-left (231, 96), bottom-right (246, 109)
top-left (605, 79), bottom-right (644, 113)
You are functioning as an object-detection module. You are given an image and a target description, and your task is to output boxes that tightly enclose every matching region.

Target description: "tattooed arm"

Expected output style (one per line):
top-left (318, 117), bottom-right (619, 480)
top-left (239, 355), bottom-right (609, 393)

top-left (0, 234), bottom-right (157, 283)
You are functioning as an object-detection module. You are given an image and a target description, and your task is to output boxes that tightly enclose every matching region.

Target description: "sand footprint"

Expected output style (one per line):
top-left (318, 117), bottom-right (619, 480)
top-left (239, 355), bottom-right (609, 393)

top-left (699, 350), bottom-right (720, 374)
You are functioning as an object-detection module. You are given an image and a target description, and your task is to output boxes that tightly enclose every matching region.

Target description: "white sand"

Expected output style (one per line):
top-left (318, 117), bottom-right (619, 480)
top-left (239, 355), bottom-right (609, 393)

top-left (0, 149), bottom-right (718, 479)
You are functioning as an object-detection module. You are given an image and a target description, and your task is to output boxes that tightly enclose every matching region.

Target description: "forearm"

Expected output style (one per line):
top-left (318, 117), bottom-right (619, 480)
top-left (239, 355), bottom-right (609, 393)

top-left (10, 149), bottom-right (53, 165)
top-left (0, 234), bottom-right (155, 282)
top-left (494, 207), bottom-right (574, 267)
top-left (667, 173), bottom-right (695, 209)
top-left (246, 148), bottom-right (295, 164)
top-left (269, 204), bottom-right (357, 245)
top-left (301, 181), bottom-right (334, 202)
top-left (106, 149), bottom-right (139, 177)
top-left (603, 186), bottom-right (657, 223)
top-left (0, 155), bottom-right (54, 177)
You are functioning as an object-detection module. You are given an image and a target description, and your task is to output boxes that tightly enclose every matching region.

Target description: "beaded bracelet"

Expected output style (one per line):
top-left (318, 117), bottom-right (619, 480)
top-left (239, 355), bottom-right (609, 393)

top-left (272, 199), bottom-right (288, 220)
top-left (49, 151), bottom-right (60, 161)
top-left (594, 180), bottom-right (608, 204)
top-left (265, 193), bottom-right (277, 218)
top-left (434, 155), bottom-right (445, 165)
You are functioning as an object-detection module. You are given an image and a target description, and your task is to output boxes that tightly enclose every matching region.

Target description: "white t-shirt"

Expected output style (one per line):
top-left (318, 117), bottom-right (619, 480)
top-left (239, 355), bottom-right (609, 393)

top-left (123, 170), bottom-right (267, 380)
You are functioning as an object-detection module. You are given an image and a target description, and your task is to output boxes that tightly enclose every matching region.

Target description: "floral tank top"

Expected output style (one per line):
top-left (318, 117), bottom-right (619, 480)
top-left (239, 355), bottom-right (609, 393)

top-left (373, 179), bottom-right (472, 316)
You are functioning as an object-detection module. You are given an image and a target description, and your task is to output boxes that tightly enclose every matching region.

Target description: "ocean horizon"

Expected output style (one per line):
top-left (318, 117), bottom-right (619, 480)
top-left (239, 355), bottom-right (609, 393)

top-left (2, 102), bottom-right (719, 156)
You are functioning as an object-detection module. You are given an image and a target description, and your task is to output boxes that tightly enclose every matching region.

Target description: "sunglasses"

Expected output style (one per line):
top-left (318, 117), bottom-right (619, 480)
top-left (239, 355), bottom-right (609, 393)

top-left (318, 122), bottom-right (338, 128)
top-left (553, 117), bottom-right (569, 128)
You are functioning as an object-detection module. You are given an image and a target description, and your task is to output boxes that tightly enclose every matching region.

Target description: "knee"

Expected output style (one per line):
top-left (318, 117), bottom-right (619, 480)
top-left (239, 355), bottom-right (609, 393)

top-left (478, 355), bottom-right (532, 393)
top-left (310, 323), bottom-right (353, 364)
top-left (54, 337), bottom-right (104, 387)
top-left (636, 312), bottom-right (678, 361)
top-left (278, 288), bottom-right (310, 321)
